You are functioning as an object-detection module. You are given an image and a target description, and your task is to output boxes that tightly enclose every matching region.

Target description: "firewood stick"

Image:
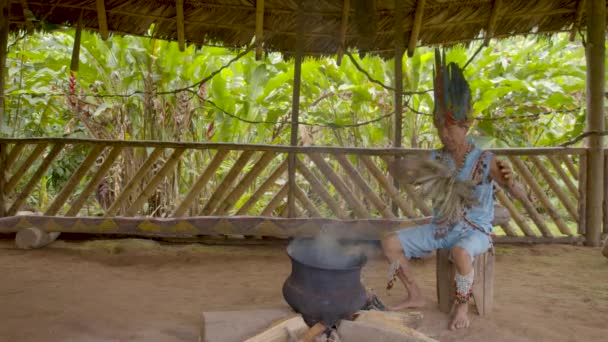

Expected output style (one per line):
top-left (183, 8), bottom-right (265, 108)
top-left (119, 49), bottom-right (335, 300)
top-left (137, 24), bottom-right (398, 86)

top-left (301, 322), bottom-right (326, 342)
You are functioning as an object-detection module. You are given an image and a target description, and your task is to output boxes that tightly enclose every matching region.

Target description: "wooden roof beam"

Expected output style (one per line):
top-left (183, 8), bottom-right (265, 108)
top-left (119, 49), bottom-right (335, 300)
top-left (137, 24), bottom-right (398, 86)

top-left (255, 0), bottom-right (264, 60)
top-left (570, 0), bottom-right (585, 41)
top-left (407, 0), bottom-right (426, 57)
top-left (484, 0), bottom-right (502, 46)
top-left (176, 0), bottom-right (185, 51)
top-left (95, 0), bottom-right (108, 40)
top-left (20, 0), bottom-right (35, 33)
top-left (336, 0), bottom-right (350, 65)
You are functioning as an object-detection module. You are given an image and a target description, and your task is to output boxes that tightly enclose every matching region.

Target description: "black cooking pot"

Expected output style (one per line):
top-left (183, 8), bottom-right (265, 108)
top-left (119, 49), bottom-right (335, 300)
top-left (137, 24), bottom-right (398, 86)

top-left (282, 239), bottom-right (368, 327)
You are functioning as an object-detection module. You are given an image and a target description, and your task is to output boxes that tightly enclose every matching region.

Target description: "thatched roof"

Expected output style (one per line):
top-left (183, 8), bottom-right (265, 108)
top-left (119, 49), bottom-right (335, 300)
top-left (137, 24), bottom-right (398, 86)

top-left (8, 1), bottom-right (607, 57)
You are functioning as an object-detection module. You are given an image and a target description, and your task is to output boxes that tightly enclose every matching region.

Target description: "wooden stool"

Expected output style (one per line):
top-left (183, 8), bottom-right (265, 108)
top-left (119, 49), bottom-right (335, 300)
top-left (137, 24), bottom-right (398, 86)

top-left (436, 249), bottom-right (494, 315)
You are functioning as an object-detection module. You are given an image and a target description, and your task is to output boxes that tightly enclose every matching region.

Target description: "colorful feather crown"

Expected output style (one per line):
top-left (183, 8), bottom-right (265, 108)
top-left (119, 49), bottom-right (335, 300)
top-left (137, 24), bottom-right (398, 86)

top-left (433, 49), bottom-right (472, 127)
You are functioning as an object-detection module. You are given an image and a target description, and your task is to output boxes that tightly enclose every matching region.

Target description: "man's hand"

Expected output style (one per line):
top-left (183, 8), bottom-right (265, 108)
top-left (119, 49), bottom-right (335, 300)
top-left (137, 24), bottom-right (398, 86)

top-left (490, 157), bottom-right (524, 199)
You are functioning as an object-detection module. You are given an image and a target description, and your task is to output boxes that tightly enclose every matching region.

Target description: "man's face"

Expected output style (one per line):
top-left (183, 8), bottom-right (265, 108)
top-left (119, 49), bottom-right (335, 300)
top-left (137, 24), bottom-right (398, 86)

top-left (436, 121), bottom-right (468, 151)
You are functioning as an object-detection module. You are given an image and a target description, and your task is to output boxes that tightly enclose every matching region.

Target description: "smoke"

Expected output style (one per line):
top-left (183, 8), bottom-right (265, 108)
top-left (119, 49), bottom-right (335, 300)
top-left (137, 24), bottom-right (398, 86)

top-left (288, 224), bottom-right (379, 270)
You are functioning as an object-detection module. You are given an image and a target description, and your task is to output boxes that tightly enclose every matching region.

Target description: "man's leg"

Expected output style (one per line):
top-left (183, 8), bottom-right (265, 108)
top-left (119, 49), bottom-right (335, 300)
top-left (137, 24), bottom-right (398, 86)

top-left (381, 233), bottom-right (425, 309)
top-left (449, 246), bottom-right (474, 330)
top-left (380, 225), bottom-right (440, 310)
top-left (448, 230), bottom-right (491, 330)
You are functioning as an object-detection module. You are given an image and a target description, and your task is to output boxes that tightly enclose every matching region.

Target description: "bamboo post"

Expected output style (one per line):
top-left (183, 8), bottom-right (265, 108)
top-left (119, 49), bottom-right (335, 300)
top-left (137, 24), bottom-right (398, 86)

top-left (407, 0), bottom-right (425, 57)
top-left (96, 0), bottom-right (109, 40)
top-left (392, 0), bottom-right (406, 216)
top-left (509, 156), bottom-right (571, 236)
top-left (0, 0), bottom-right (8, 134)
top-left (578, 154), bottom-right (587, 235)
top-left (176, 0), bottom-right (185, 51)
top-left (584, 0), bottom-right (605, 247)
top-left (255, 0), bottom-right (264, 60)
top-left (296, 158), bottom-right (348, 219)
top-left (499, 221), bottom-right (519, 237)
top-left (71, 11), bottom-right (83, 72)
top-left (604, 153), bottom-right (608, 236)
top-left (0, 143), bottom-right (6, 216)
top-left (336, 0), bottom-right (350, 65)
top-left (236, 159), bottom-right (287, 215)
top-left (484, 0), bottom-right (502, 46)
top-left (288, 10), bottom-right (304, 218)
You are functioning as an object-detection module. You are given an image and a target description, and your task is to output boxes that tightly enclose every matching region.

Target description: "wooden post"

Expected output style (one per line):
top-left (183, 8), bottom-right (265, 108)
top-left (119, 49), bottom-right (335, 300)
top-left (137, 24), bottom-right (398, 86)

top-left (176, 0), bottom-right (185, 52)
top-left (0, 0), bottom-right (8, 135)
top-left (96, 0), bottom-right (109, 40)
top-left (0, 143), bottom-right (6, 216)
top-left (255, 0), bottom-right (264, 60)
top-left (578, 154), bottom-right (587, 235)
top-left (288, 10), bottom-right (304, 218)
top-left (604, 154), bottom-right (608, 236)
top-left (584, 0), bottom-right (605, 247)
top-left (407, 0), bottom-right (426, 57)
top-left (71, 12), bottom-right (83, 72)
top-left (392, 0), bottom-right (405, 216)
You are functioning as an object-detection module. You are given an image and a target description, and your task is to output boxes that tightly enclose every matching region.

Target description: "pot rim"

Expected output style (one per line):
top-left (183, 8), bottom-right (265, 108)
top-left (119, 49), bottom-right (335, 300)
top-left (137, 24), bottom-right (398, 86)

top-left (286, 246), bottom-right (367, 271)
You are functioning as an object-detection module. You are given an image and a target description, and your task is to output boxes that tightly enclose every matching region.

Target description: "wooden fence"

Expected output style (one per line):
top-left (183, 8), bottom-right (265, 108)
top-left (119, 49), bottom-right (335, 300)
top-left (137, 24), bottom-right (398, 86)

top-left (0, 138), bottom-right (588, 243)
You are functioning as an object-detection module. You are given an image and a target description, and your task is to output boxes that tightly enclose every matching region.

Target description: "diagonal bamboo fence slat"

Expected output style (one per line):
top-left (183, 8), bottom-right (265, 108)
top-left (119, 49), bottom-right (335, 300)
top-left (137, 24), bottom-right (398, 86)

top-left (202, 150), bottom-right (255, 215)
top-left (559, 154), bottom-right (579, 181)
top-left (5, 143), bottom-right (47, 194)
top-left (8, 143), bottom-right (65, 216)
top-left (214, 151), bottom-right (277, 215)
top-left (546, 155), bottom-right (579, 199)
top-left (125, 148), bottom-right (185, 216)
top-left (106, 147), bottom-right (164, 216)
top-left (360, 155), bottom-right (417, 218)
top-left (334, 153), bottom-right (395, 218)
top-left (236, 159), bottom-right (288, 215)
top-left (45, 144), bottom-right (106, 216)
top-left (294, 184), bottom-right (322, 217)
top-left (5, 143), bottom-right (25, 170)
top-left (296, 158), bottom-right (348, 219)
top-left (66, 146), bottom-right (123, 216)
top-left (173, 149), bottom-right (229, 216)
top-left (528, 155), bottom-right (579, 221)
top-left (509, 156), bottom-right (573, 236)
top-left (307, 153), bottom-right (369, 218)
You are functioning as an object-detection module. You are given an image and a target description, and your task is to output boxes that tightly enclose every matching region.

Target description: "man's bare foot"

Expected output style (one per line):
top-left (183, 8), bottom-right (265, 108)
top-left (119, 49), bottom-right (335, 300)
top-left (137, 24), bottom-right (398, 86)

top-left (389, 296), bottom-right (426, 311)
top-left (449, 302), bottom-right (470, 330)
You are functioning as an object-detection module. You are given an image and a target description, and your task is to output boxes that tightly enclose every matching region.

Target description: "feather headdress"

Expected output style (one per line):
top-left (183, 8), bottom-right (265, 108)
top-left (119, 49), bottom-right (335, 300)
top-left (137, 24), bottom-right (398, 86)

top-left (433, 49), bottom-right (472, 127)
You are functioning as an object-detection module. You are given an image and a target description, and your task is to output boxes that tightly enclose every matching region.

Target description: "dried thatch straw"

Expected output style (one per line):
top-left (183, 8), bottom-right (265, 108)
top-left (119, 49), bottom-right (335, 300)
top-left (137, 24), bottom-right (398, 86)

top-left (8, 0), bottom-right (602, 58)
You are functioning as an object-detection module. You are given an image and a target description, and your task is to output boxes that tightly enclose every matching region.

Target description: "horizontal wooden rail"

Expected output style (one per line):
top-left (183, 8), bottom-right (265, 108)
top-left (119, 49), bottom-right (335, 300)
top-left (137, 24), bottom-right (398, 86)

top-left (0, 138), bottom-right (586, 243)
top-left (0, 138), bottom-right (586, 156)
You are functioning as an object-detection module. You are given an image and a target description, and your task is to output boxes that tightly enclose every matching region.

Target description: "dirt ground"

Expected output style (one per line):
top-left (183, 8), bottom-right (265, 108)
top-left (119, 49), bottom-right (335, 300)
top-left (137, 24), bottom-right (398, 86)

top-left (0, 237), bottom-right (607, 342)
